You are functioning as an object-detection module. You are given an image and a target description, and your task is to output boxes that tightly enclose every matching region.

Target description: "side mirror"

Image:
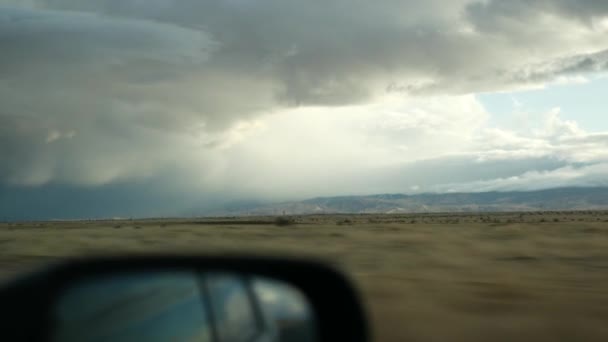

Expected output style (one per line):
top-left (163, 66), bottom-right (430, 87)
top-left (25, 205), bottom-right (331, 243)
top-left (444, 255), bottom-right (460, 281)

top-left (0, 256), bottom-right (369, 342)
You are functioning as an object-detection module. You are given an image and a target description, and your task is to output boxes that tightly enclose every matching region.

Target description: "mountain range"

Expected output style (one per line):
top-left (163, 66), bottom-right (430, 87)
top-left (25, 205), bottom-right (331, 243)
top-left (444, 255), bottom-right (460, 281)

top-left (203, 187), bottom-right (608, 216)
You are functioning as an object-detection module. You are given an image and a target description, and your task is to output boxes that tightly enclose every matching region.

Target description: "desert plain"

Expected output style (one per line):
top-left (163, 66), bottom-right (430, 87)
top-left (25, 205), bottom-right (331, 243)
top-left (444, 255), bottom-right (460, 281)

top-left (2, 211), bottom-right (608, 341)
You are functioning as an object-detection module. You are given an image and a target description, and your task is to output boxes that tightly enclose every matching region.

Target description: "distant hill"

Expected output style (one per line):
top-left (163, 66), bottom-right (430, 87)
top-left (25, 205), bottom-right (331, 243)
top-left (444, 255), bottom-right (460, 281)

top-left (205, 187), bottom-right (608, 216)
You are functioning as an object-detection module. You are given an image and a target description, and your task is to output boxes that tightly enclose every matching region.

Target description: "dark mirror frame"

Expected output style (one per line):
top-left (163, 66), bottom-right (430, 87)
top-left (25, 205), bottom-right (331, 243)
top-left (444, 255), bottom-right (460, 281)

top-left (0, 255), bottom-right (369, 342)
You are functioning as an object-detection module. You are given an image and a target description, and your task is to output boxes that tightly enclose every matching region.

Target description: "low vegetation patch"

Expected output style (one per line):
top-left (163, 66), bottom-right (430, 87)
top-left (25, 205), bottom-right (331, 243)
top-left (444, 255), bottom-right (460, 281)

top-left (275, 217), bottom-right (296, 227)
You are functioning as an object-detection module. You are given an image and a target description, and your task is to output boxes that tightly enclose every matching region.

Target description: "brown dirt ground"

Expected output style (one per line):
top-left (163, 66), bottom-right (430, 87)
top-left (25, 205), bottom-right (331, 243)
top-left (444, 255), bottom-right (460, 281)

top-left (2, 211), bottom-right (608, 341)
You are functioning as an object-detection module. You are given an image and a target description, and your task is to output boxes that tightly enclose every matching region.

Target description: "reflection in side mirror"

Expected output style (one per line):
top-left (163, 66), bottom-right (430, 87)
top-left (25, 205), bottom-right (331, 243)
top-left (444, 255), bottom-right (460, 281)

top-left (52, 271), bottom-right (317, 342)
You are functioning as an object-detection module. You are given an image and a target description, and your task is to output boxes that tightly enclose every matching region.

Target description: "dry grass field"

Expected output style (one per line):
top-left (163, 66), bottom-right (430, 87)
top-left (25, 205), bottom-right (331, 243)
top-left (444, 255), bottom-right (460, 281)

top-left (2, 211), bottom-right (608, 341)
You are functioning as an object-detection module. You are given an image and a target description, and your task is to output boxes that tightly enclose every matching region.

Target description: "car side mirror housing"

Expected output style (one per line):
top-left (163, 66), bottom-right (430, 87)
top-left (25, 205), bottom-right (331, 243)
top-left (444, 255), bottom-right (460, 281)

top-left (0, 255), bottom-right (369, 342)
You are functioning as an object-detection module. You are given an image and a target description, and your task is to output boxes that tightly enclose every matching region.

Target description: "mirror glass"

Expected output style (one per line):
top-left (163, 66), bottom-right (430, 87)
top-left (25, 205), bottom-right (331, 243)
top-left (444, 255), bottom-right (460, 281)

top-left (52, 271), bottom-right (317, 342)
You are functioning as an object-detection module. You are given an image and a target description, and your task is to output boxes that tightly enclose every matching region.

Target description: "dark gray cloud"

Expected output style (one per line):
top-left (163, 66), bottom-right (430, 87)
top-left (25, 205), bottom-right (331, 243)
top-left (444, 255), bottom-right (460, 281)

top-left (0, 0), bottom-right (608, 201)
top-left (466, 0), bottom-right (608, 28)
top-left (0, 6), bottom-right (258, 185)
top-left (5, 0), bottom-right (607, 104)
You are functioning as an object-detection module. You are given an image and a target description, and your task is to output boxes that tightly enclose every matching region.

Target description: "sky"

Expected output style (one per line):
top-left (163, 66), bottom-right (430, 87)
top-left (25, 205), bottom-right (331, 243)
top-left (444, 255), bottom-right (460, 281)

top-left (1, 0), bottom-right (607, 219)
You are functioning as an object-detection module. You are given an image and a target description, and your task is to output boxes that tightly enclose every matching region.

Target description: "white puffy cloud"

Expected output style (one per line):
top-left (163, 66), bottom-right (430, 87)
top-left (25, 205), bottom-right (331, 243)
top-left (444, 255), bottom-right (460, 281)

top-left (436, 163), bottom-right (608, 193)
top-left (188, 97), bottom-right (608, 198)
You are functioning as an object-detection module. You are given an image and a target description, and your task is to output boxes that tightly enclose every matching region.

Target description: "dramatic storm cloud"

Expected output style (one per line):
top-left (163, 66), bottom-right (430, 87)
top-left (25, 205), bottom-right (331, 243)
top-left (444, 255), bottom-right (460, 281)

top-left (1, 0), bottom-right (607, 218)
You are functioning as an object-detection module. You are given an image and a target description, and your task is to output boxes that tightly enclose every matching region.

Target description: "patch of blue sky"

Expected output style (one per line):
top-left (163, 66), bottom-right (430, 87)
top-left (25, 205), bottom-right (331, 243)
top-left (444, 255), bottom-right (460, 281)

top-left (477, 75), bottom-right (608, 132)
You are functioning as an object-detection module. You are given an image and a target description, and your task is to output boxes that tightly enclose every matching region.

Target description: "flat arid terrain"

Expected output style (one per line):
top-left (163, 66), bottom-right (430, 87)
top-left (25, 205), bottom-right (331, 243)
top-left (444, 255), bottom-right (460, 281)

top-left (2, 212), bottom-right (608, 341)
